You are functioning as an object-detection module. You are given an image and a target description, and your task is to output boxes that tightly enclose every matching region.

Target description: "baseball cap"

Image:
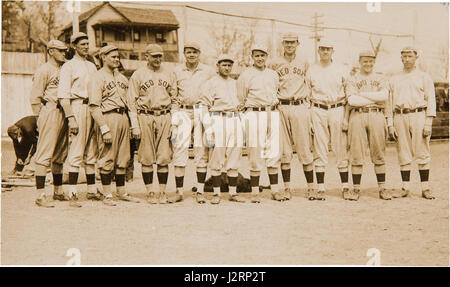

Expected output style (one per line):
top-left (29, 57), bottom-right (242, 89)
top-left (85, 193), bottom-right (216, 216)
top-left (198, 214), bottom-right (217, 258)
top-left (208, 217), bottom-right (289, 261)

top-left (47, 39), bottom-right (67, 50)
top-left (318, 39), bottom-right (334, 48)
top-left (359, 50), bottom-right (376, 58)
top-left (251, 44), bottom-right (268, 54)
top-left (99, 45), bottom-right (118, 56)
top-left (401, 46), bottom-right (417, 54)
top-left (146, 44), bottom-right (164, 56)
top-left (184, 41), bottom-right (201, 52)
top-left (70, 32), bottom-right (88, 44)
top-left (282, 32), bottom-right (299, 42)
top-left (217, 54), bottom-right (234, 64)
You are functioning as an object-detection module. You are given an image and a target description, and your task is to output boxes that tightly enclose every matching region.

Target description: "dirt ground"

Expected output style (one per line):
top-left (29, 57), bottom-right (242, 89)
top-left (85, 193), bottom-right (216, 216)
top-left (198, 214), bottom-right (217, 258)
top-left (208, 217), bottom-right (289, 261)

top-left (1, 139), bottom-right (448, 266)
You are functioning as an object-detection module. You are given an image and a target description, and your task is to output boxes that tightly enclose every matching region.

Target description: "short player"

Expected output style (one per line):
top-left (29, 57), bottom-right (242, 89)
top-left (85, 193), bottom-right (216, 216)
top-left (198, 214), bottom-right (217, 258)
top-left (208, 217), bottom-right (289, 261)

top-left (58, 32), bottom-right (99, 207)
top-left (199, 54), bottom-right (246, 204)
top-left (88, 45), bottom-right (139, 206)
top-left (387, 46), bottom-right (436, 199)
top-left (306, 40), bottom-right (350, 200)
top-left (128, 44), bottom-right (177, 204)
top-left (29, 40), bottom-right (68, 207)
top-left (171, 42), bottom-right (215, 204)
top-left (237, 44), bottom-right (283, 203)
top-left (269, 32), bottom-right (315, 200)
top-left (7, 116), bottom-right (38, 175)
top-left (344, 50), bottom-right (391, 200)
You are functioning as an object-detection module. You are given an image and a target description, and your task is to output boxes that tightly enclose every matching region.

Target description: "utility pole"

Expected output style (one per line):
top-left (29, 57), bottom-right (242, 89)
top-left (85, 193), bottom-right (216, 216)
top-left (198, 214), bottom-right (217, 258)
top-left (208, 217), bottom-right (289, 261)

top-left (309, 12), bottom-right (324, 63)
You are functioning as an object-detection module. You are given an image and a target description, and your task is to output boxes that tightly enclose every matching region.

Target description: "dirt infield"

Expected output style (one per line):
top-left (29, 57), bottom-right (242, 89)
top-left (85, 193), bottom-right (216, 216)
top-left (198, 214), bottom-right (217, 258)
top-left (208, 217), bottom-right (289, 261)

top-left (1, 139), bottom-right (448, 265)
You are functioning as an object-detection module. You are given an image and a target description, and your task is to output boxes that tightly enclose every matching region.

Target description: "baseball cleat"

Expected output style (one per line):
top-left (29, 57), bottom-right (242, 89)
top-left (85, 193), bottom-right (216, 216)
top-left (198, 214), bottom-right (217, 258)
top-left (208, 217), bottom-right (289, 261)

top-left (272, 191), bottom-right (285, 201)
top-left (53, 193), bottom-right (69, 201)
top-left (159, 193), bottom-right (169, 204)
top-left (210, 194), bottom-right (221, 204)
top-left (421, 189), bottom-right (435, 200)
top-left (196, 193), bottom-right (206, 204)
top-left (35, 196), bottom-right (55, 208)
top-left (250, 194), bottom-right (261, 203)
top-left (69, 195), bottom-right (82, 208)
top-left (103, 198), bottom-right (116, 206)
top-left (393, 188), bottom-right (409, 198)
top-left (379, 188), bottom-right (392, 200)
top-left (147, 192), bottom-right (159, 204)
top-left (168, 193), bottom-right (183, 203)
top-left (342, 188), bottom-right (351, 200)
top-left (350, 189), bottom-right (360, 201)
top-left (316, 190), bottom-right (326, 201)
top-left (118, 194), bottom-right (140, 203)
top-left (229, 194), bottom-right (246, 203)
top-left (283, 188), bottom-right (292, 200)
top-left (306, 188), bottom-right (317, 200)
top-left (86, 192), bottom-right (104, 201)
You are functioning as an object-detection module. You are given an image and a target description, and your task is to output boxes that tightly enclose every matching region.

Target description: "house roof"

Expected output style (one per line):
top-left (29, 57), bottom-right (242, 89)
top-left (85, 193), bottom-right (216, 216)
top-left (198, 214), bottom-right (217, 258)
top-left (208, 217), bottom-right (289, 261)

top-left (61, 2), bottom-right (179, 31)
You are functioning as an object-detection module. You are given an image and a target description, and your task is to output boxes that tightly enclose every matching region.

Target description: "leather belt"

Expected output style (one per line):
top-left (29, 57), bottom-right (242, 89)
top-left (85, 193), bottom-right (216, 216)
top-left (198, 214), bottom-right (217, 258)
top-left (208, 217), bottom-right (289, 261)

top-left (103, 107), bottom-right (126, 114)
top-left (43, 100), bottom-right (62, 109)
top-left (312, 102), bottom-right (344, 110)
top-left (82, 99), bottom-right (89, 105)
top-left (352, 107), bottom-right (384, 113)
top-left (247, 106), bottom-right (277, 112)
top-left (180, 104), bottom-right (200, 110)
top-left (210, 111), bottom-right (239, 117)
top-left (394, 107), bottom-right (426, 114)
top-left (138, 109), bottom-right (170, 116)
top-left (279, 99), bottom-right (306, 105)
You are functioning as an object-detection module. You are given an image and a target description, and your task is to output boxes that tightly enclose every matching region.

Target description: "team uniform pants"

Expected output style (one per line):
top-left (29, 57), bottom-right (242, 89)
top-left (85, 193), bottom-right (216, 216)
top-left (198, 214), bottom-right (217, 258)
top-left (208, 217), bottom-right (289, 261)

top-left (348, 110), bottom-right (386, 166)
top-left (96, 112), bottom-right (130, 173)
top-left (208, 113), bottom-right (243, 172)
top-left (34, 102), bottom-right (68, 167)
top-left (171, 108), bottom-right (208, 168)
top-left (311, 106), bottom-right (348, 170)
top-left (393, 111), bottom-right (431, 166)
top-left (66, 98), bottom-right (97, 170)
top-left (279, 103), bottom-right (314, 165)
top-left (137, 112), bottom-right (172, 166)
top-left (242, 110), bottom-right (281, 172)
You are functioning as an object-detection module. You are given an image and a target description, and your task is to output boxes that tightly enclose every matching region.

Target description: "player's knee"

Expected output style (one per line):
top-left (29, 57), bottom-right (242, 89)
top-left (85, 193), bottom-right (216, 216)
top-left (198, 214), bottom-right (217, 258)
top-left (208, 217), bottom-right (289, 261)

top-left (226, 169), bottom-right (238, 177)
top-left (157, 165), bottom-right (168, 173)
top-left (281, 162), bottom-right (291, 170)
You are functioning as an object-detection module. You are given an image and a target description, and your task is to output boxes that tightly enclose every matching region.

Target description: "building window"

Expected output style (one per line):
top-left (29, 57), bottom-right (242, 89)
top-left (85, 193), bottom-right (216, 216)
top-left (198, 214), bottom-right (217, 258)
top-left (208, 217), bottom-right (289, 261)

top-left (115, 30), bottom-right (126, 41)
top-left (155, 32), bottom-right (165, 43)
top-left (129, 52), bottom-right (139, 60)
top-left (94, 28), bottom-right (101, 47)
top-left (133, 31), bottom-right (140, 42)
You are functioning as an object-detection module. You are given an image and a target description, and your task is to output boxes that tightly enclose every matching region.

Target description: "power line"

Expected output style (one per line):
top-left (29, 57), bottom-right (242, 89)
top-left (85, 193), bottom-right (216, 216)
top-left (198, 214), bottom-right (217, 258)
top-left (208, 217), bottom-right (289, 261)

top-left (184, 5), bottom-right (414, 38)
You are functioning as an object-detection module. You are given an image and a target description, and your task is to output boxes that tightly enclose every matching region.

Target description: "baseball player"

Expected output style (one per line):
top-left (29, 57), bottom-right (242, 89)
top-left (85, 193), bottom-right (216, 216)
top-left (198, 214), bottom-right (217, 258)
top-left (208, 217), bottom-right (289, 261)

top-left (29, 40), bottom-right (68, 207)
top-left (88, 44), bottom-right (139, 206)
top-left (344, 50), bottom-right (391, 200)
top-left (306, 39), bottom-right (350, 200)
top-left (237, 44), bottom-right (284, 203)
top-left (269, 32), bottom-right (315, 200)
top-left (199, 54), bottom-right (246, 204)
top-left (7, 116), bottom-right (38, 176)
top-left (387, 46), bottom-right (436, 200)
top-left (58, 32), bottom-right (99, 208)
top-left (128, 44), bottom-right (177, 204)
top-left (171, 42), bottom-right (215, 204)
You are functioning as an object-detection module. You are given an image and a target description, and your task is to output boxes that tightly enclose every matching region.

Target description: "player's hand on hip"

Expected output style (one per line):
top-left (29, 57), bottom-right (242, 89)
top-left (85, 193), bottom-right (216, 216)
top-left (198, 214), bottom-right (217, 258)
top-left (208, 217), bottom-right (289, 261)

top-left (131, 127), bottom-right (141, 140)
top-left (205, 131), bottom-right (215, 148)
top-left (68, 117), bottom-right (79, 135)
top-left (423, 126), bottom-right (432, 138)
top-left (103, 131), bottom-right (113, 144)
top-left (388, 126), bottom-right (398, 141)
top-left (169, 125), bottom-right (177, 142)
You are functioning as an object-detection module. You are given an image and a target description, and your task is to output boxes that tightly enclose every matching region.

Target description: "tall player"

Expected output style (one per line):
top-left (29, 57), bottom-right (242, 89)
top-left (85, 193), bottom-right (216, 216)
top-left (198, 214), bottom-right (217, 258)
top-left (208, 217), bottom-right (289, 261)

top-left (30, 40), bottom-right (69, 207)
top-left (237, 44), bottom-right (284, 203)
top-left (128, 44), bottom-right (177, 204)
top-left (88, 45), bottom-right (139, 206)
top-left (387, 47), bottom-right (436, 200)
top-left (58, 32), bottom-right (99, 207)
top-left (306, 40), bottom-right (350, 200)
top-left (171, 42), bottom-right (215, 204)
top-left (269, 32), bottom-right (315, 200)
top-left (344, 50), bottom-right (391, 200)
